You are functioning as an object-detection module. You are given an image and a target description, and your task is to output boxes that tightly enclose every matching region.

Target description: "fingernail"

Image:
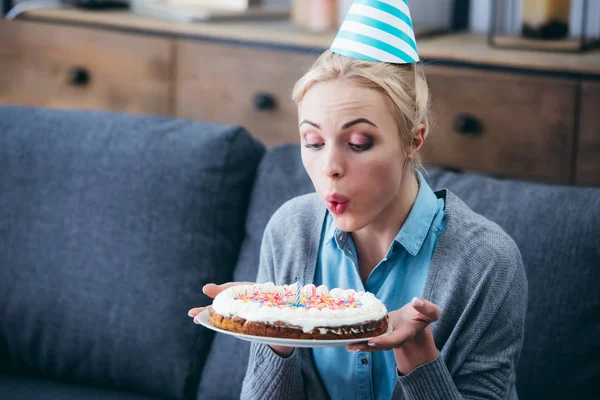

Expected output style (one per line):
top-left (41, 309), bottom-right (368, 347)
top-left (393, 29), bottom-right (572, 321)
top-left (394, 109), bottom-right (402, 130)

top-left (188, 310), bottom-right (194, 317)
top-left (202, 286), bottom-right (207, 295)
top-left (194, 317), bottom-right (200, 324)
top-left (368, 342), bottom-right (376, 347)
top-left (412, 297), bottom-right (424, 308)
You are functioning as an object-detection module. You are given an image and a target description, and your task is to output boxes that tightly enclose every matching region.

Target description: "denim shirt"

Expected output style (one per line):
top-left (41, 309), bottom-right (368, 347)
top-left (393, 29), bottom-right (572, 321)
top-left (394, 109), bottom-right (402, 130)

top-left (311, 172), bottom-right (446, 400)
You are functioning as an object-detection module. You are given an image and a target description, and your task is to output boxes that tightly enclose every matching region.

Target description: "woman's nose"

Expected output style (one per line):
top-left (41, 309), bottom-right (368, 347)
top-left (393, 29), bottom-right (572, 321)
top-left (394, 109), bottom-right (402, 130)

top-left (322, 148), bottom-right (343, 178)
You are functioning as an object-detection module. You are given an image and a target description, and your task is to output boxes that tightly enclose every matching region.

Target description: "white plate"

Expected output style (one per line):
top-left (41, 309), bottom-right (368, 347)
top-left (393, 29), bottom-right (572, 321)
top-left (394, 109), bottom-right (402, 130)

top-left (196, 309), bottom-right (392, 348)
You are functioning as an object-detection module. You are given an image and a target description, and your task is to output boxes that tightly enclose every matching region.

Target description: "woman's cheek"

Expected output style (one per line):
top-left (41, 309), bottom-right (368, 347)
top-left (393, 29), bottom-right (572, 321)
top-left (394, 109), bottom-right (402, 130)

top-left (362, 163), bottom-right (398, 197)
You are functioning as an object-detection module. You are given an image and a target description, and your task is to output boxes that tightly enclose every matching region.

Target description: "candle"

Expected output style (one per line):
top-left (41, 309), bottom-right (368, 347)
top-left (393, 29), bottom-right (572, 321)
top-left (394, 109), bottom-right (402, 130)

top-left (295, 280), bottom-right (302, 306)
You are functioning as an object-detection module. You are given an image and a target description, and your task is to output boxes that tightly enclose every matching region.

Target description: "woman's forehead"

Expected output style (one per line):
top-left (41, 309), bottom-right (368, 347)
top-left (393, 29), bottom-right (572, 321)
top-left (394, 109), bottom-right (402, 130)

top-left (300, 80), bottom-right (389, 120)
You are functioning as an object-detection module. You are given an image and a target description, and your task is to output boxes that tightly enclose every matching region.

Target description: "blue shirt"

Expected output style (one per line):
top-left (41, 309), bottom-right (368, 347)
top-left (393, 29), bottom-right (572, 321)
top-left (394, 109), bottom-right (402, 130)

top-left (311, 172), bottom-right (446, 400)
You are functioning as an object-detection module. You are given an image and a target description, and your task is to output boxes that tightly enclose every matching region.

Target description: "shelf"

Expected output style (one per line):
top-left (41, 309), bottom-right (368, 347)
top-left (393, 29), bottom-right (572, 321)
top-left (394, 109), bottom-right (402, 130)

top-left (16, 8), bottom-right (600, 77)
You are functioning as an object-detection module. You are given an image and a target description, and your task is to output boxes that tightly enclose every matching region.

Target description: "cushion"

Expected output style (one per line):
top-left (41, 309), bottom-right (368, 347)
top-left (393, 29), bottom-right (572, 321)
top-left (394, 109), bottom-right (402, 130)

top-left (424, 167), bottom-right (600, 400)
top-left (198, 144), bottom-right (599, 400)
top-left (196, 144), bottom-right (314, 399)
top-left (0, 374), bottom-right (160, 400)
top-left (0, 106), bottom-right (265, 399)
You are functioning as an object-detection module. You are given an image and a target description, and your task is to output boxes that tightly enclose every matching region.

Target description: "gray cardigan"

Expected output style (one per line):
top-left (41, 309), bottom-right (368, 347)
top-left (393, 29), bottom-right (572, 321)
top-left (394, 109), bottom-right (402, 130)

top-left (240, 190), bottom-right (527, 400)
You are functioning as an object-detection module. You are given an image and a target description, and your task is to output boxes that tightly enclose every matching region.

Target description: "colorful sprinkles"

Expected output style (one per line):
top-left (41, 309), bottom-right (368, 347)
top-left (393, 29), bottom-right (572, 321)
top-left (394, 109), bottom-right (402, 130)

top-left (235, 288), bottom-right (363, 310)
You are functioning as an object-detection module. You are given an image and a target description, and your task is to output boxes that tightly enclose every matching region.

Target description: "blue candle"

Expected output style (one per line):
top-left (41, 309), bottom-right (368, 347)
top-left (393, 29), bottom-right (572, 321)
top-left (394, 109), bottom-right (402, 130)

top-left (295, 280), bottom-right (302, 306)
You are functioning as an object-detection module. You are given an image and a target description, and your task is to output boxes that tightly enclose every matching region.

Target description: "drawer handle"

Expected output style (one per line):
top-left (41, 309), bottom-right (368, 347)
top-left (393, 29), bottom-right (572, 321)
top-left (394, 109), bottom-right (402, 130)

top-left (454, 114), bottom-right (483, 136)
top-left (254, 93), bottom-right (277, 111)
top-left (67, 67), bottom-right (91, 86)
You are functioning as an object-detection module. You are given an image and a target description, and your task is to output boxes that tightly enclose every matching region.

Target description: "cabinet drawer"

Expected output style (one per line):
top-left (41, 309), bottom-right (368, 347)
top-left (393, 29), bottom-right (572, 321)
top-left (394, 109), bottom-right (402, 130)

top-left (0, 20), bottom-right (173, 115)
top-left (576, 81), bottom-right (600, 186)
top-left (175, 40), bottom-right (317, 147)
top-left (423, 66), bottom-right (578, 184)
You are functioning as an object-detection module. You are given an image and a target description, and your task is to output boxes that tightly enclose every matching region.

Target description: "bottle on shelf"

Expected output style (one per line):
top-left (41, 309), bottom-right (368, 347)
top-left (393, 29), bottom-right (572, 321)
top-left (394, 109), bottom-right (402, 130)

top-left (522, 0), bottom-right (572, 40)
top-left (291, 0), bottom-right (309, 28)
top-left (306, 0), bottom-right (337, 32)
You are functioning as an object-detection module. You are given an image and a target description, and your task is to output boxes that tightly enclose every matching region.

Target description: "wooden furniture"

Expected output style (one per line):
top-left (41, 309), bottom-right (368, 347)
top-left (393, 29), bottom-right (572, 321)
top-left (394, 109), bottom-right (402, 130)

top-left (424, 67), bottom-right (578, 185)
top-left (0, 20), bottom-right (174, 116)
top-left (175, 40), bottom-right (315, 146)
top-left (0, 9), bottom-right (598, 186)
top-left (577, 81), bottom-right (600, 186)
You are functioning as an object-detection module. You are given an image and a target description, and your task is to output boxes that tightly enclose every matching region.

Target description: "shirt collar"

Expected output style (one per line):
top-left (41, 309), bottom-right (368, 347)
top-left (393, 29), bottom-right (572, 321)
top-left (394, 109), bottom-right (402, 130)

top-left (394, 170), bottom-right (438, 256)
top-left (324, 170), bottom-right (438, 256)
top-left (324, 211), bottom-right (344, 247)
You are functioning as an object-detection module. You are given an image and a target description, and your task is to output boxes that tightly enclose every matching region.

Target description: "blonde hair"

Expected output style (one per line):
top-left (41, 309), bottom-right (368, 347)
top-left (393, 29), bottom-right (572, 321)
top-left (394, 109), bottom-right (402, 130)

top-left (292, 50), bottom-right (431, 169)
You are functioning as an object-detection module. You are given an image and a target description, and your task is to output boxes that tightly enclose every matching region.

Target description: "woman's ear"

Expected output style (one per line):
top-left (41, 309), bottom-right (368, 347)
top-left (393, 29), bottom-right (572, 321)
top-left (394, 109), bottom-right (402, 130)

top-left (411, 124), bottom-right (426, 155)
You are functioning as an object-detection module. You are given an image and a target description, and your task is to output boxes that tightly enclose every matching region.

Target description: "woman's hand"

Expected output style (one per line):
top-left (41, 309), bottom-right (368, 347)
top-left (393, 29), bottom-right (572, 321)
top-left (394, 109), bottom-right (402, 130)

top-left (346, 297), bottom-right (441, 375)
top-left (187, 282), bottom-right (294, 358)
top-left (187, 282), bottom-right (254, 320)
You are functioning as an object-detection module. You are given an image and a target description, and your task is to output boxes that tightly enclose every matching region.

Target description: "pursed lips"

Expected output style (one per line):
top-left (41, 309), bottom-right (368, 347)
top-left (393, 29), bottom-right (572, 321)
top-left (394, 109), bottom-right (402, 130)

top-left (325, 193), bottom-right (350, 215)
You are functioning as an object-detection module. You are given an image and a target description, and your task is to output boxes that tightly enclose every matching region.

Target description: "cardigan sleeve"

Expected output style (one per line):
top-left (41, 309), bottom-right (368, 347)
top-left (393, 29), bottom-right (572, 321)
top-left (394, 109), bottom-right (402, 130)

top-left (394, 244), bottom-right (528, 400)
top-left (240, 218), bottom-right (307, 400)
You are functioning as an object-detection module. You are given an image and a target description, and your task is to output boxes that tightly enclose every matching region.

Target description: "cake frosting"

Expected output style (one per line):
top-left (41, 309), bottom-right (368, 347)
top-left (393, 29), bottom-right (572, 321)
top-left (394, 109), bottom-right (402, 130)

top-left (210, 282), bottom-right (389, 339)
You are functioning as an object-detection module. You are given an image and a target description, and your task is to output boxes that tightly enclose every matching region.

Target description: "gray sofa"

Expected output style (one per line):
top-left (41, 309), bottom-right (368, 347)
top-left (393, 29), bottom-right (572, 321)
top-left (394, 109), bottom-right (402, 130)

top-left (0, 106), bottom-right (598, 400)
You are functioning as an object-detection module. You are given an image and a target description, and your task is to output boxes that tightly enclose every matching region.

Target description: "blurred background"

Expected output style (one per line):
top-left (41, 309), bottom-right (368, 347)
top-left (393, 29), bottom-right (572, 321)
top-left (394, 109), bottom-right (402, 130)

top-left (1, 0), bottom-right (599, 186)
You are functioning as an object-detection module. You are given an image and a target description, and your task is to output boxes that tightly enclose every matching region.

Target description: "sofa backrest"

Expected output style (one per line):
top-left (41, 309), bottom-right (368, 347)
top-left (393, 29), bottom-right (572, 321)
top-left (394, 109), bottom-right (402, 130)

top-left (198, 144), bottom-right (600, 400)
top-left (197, 144), bottom-right (314, 399)
top-left (0, 106), bottom-right (265, 399)
top-left (425, 167), bottom-right (600, 400)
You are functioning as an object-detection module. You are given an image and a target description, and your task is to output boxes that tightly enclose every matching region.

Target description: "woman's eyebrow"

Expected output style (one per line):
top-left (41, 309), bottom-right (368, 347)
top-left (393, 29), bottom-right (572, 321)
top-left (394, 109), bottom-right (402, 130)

top-left (342, 118), bottom-right (378, 129)
top-left (299, 120), bottom-right (320, 129)
top-left (299, 118), bottom-right (378, 129)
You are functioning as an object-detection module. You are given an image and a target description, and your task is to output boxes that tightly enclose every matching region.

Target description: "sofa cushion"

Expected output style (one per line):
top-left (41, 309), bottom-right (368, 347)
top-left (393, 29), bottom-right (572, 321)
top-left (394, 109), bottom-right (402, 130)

top-left (0, 374), bottom-right (160, 400)
top-left (424, 167), bottom-right (600, 400)
top-left (198, 144), bottom-right (599, 400)
top-left (196, 144), bottom-right (314, 399)
top-left (0, 106), bottom-right (265, 399)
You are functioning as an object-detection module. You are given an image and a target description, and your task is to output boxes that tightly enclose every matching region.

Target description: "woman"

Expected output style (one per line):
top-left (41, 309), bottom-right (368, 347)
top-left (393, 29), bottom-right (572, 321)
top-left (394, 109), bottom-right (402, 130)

top-left (189, 2), bottom-right (527, 399)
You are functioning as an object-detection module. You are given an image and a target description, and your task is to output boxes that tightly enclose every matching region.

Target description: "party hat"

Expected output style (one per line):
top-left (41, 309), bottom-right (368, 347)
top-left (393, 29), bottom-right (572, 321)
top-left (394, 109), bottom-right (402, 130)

top-left (331, 0), bottom-right (420, 64)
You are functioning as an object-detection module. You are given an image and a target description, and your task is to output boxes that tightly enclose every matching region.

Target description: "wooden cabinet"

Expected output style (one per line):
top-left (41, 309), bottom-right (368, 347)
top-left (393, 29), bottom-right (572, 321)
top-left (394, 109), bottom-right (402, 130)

top-left (175, 41), bottom-right (316, 147)
top-left (576, 81), bottom-right (600, 186)
top-left (0, 14), bottom-right (599, 186)
top-left (423, 66), bottom-right (578, 184)
top-left (0, 21), bottom-right (173, 116)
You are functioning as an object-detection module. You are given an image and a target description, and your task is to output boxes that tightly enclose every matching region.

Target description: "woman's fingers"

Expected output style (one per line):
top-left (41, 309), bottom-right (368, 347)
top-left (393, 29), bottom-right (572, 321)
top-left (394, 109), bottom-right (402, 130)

top-left (410, 297), bottom-right (441, 324)
top-left (202, 281), bottom-right (255, 299)
top-left (188, 307), bottom-right (206, 317)
top-left (346, 298), bottom-right (441, 352)
top-left (345, 342), bottom-right (370, 352)
top-left (201, 283), bottom-right (222, 299)
top-left (188, 306), bottom-right (208, 323)
top-left (366, 322), bottom-right (415, 350)
top-left (346, 319), bottom-right (415, 352)
top-left (188, 282), bottom-right (256, 321)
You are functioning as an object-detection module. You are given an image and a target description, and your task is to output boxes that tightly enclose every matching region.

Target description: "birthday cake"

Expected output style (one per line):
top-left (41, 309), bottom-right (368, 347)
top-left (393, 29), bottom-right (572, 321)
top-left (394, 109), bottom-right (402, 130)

top-left (209, 282), bottom-right (389, 340)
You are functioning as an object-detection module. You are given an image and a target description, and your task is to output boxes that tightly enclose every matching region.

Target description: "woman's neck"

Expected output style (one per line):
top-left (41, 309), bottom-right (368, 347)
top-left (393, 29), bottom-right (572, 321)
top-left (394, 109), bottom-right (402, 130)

top-left (352, 170), bottom-right (420, 283)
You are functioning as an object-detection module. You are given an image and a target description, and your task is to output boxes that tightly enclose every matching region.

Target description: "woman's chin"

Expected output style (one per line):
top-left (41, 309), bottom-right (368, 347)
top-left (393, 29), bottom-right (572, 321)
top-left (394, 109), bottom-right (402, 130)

top-left (330, 214), bottom-right (365, 233)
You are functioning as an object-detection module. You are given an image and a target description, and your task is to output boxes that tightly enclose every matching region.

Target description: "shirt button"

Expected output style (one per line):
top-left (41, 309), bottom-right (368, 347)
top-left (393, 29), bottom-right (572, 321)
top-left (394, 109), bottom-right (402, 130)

top-left (361, 356), bottom-right (369, 366)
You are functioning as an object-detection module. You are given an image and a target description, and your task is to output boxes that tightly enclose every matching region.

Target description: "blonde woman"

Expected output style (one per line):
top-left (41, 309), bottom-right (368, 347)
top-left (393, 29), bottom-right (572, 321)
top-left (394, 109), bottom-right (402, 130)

top-left (189, 2), bottom-right (527, 399)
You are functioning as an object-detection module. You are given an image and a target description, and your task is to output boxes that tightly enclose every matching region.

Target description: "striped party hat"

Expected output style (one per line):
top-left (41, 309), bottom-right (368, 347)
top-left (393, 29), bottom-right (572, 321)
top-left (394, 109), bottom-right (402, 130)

top-left (331, 0), bottom-right (419, 64)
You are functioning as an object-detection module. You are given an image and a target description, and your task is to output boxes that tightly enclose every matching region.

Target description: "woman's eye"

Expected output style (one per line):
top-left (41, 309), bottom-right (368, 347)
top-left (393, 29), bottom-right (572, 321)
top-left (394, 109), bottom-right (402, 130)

top-left (349, 142), bottom-right (372, 152)
top-left (304, 143), bottom-right (323, 150)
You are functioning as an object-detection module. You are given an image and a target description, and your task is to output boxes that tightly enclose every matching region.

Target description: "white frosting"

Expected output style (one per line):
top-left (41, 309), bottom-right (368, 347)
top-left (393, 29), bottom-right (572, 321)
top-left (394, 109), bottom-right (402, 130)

top-left (211, 282), bottom-right (388, 333)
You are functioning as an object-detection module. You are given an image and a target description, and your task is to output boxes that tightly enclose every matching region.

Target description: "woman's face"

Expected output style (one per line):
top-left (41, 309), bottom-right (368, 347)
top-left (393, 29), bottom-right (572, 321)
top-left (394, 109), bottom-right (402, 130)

top-left (299, 79), bottom-right (410, 233)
